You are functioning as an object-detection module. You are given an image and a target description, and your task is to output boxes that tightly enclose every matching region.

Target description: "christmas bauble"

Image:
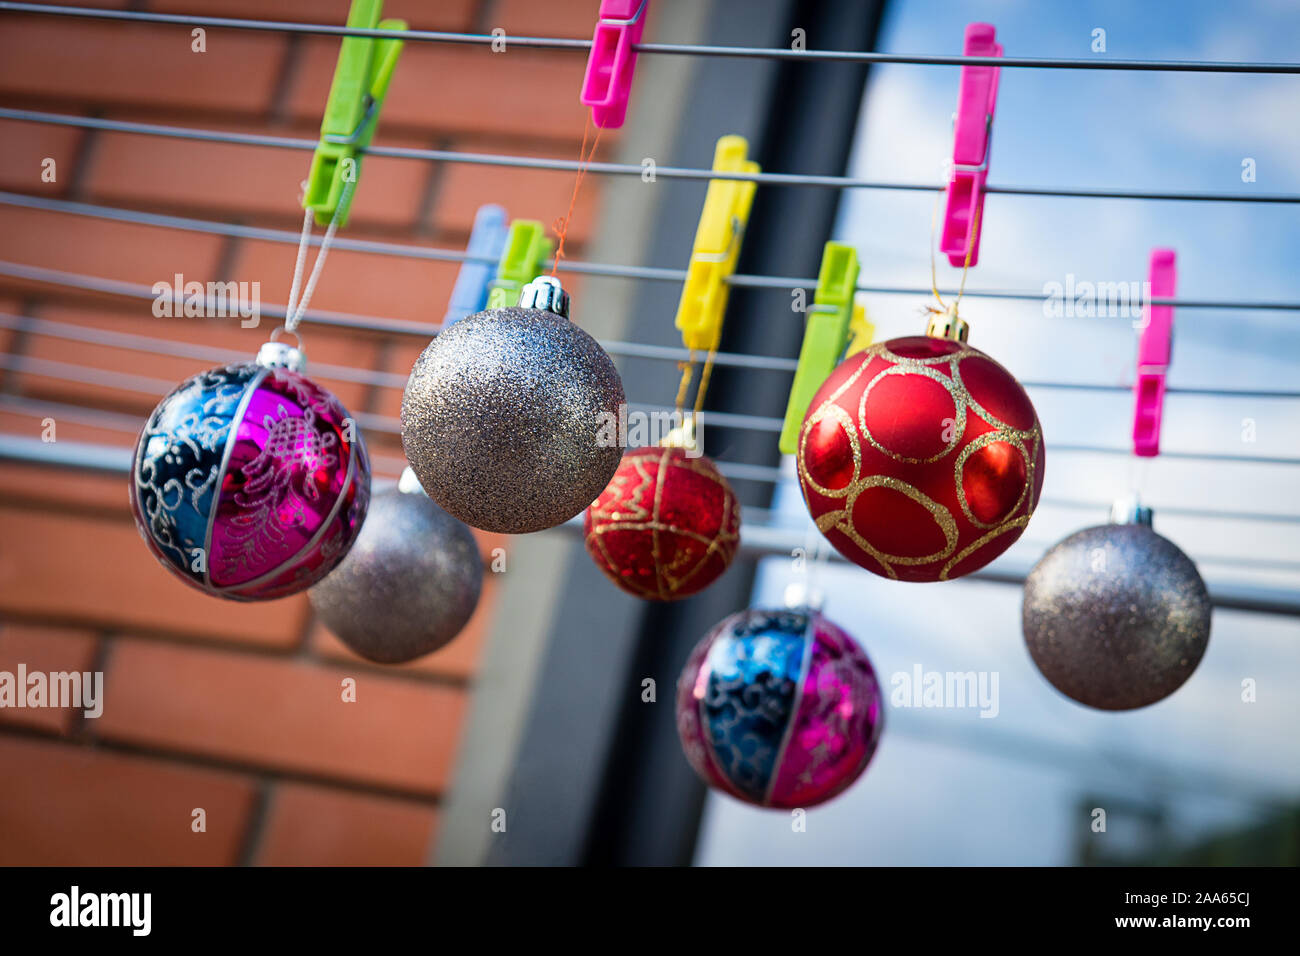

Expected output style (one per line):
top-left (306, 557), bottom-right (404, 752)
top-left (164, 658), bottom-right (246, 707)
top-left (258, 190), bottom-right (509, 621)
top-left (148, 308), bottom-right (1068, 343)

top-left (309, 480), bottom-right (483, 664)
top-left (1023, 522), bottom-right (1211, 710)
top-left (676, 606), bottom-right (884, 809)
top-left (797, 334), bottom-right (1044, 582)
top-left (130, 356), bottom-right (369, 600)
top-left (401, 280), bottom-right (625, 534)
top-left (584, 445), bottom-right (740, 600)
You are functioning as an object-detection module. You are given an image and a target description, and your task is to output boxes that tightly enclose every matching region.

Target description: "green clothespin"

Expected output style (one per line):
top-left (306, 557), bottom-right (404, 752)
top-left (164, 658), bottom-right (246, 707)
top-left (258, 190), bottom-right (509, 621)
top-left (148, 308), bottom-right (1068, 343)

top-left (487, 221), bottom-right (554, 309)
top-left (303, 0), bottom-right (406, 227)
top-left (779, 242), bottom-right (861, 454)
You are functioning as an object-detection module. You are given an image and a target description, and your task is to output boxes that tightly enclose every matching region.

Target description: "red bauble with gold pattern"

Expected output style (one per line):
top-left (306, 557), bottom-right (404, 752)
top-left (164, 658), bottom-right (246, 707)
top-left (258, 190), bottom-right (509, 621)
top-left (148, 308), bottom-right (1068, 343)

top-left (797, 333), bottom-right (1044, 582)
top-left (584, 445), bottom-right (741, 600)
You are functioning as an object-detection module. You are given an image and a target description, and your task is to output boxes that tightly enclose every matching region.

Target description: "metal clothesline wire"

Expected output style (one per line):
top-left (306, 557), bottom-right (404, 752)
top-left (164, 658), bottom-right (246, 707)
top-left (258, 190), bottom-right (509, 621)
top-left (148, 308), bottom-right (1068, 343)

top-left (4, 3), bottom-right (1300, 73)
top-left (2, 392), bottom-right (1298, 538)
top-left (4, 310), bottom-right (1300, 404)
top-left (4, 191), bottom-right (1299, 313)
top-left (3, 349), bottom-right (1298, 470)
top-left (2, 431), bottom-right (1297, 594)
top-left (4, 108), bottom-right (1298, 206)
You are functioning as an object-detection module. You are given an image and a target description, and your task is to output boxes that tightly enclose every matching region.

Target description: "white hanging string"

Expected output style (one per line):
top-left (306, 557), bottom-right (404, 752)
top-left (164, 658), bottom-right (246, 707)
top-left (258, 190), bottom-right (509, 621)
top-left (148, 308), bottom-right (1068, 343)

top-left (284, 177), bottom-right (356, 334)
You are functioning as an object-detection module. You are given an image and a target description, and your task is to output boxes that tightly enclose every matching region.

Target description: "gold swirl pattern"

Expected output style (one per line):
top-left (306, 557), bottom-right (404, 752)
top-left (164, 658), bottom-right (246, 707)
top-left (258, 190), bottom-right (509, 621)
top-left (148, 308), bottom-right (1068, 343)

top-left (797, 337), bottom-right (1043, 582)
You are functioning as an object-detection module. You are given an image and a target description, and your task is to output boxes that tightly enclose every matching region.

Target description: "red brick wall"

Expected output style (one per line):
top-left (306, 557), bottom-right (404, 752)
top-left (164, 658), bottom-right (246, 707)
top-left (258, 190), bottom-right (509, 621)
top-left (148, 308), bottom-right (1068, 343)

top-left (0, 0), bottom-right (616, 865)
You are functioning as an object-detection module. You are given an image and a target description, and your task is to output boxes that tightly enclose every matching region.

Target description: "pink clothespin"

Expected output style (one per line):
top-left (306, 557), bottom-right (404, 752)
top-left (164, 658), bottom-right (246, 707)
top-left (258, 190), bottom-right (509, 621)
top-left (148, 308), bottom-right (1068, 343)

top-left (580, 0), bottom-right (650, 129)
top-left (940, 23), bottom-right (1002, 267)
top-left (1133, 249), bottom-right (1177, 457)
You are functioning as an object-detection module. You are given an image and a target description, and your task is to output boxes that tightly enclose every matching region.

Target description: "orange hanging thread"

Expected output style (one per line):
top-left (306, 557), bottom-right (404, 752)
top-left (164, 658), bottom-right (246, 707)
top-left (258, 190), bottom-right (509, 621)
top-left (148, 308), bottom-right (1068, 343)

top-left (551, 114), bottom-right (605, 277)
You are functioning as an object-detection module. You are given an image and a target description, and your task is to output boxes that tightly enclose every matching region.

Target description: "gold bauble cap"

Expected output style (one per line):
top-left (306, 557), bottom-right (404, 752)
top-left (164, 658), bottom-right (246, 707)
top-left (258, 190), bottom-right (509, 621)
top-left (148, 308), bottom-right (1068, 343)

top-left (925, 303), bottom-right (970, 343)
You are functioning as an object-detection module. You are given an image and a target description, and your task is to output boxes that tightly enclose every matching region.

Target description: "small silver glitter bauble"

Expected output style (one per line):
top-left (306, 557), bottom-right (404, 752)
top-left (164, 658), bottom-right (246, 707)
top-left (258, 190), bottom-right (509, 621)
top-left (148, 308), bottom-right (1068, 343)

top-left (1022, 523), bottom-right (1211, 710)
top-left (309, 484), bottom-right (483, 664)
top-left (400, 287), bottom-right (625, 534)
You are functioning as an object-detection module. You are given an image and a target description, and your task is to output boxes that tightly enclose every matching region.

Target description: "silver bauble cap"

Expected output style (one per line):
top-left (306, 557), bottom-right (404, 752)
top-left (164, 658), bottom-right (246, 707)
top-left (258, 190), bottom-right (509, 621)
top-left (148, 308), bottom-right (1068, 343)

top-left (518, 275), bottom-right (570, 317)
top-left (256, 339), bottom-right (306, 372)
top-left (1109, 493), bottom-right (1153, 526)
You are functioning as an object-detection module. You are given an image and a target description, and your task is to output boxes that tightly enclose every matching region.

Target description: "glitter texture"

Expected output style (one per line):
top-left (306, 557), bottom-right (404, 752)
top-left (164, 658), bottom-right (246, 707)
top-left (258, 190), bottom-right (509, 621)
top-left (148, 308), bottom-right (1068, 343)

top-left (584, 446), bottom-right (740, 600)
top-left (130, 362), bottom-right (369, 601)
top-left (676, 607), bottom-right (884, 809)
top-left (400, 307), bottom-right (626, 534)
top-left (1022, 523), bottom-right (1212, 711)
top-left (309, 487), bottom-right (483, 664)
top-left (797, 335), bottom-right (1044, 582)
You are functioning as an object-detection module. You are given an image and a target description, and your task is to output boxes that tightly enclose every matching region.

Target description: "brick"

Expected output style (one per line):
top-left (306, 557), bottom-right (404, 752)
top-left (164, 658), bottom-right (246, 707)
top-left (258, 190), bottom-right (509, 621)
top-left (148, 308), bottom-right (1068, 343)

top-left (286, 39), bottom-right (592, 140)
top-left (0, 506), bottom-right (309, 648)
top-left (0, 623), bottom-right (100, 734)
top-left (310, 575), bottom-right (499, 680)
top-left (0, 18), bottom-right (286, 114)
top-left (227, 236), bottom-right (456, 326)
top-left (492, 0), bottom-right (612, 38)
top-left (434, 142), bottom-right (599, 245)
top-left (85, 119), bottom-right (434, 231)
top-left (153, 0), bottom-right (477, 31)
top-left (0, 408), bottom-right (136, 448)
top-left (0, 295), bottom-right (21, 356)
top-left (0, 206), bottom-right (223, 294)
top-left (0, 461), bottom-right (131, 515)
top-left (0, 119), bottom-right (84, 198)
top-left (0, 734), bottom-right (257, 865)
top-left (98, 638), bottom-right (466, 795)
top-left (255, 781), bottom-right (437, 866)
top-left (14, 302), bottom-right (383, 416)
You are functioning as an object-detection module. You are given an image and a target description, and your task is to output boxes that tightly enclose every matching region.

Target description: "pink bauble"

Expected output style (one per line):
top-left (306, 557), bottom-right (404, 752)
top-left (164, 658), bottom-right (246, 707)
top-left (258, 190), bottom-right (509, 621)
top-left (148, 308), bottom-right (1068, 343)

top-left (676, 607), bottom-right (884, 808)
top-left (130, 361), bottom-right (369, 600)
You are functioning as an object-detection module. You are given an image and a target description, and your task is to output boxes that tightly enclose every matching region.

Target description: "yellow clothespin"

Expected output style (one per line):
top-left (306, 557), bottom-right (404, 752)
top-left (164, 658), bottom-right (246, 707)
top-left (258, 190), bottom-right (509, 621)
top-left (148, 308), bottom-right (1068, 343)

top-left (846, 300), bottom-right (874, 356)
top-left (674, 135), bottom-right (759, 352)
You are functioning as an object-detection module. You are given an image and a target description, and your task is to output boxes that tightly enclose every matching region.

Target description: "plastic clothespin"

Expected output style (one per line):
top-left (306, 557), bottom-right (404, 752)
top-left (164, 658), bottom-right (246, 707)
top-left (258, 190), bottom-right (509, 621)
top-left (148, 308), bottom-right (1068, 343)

top-left (1133, 248), bottom-right (1177, 457)
top-left (581, 0), bottom-right (651, 129)
top-left (940, 22), bottom-right (1001, 267)
top-left (674, 135), bottom-right (759, 353)
top-left (486, 220), bottom-right (553, 309)
top-left (304, 0), bottom-right (406, 228)
top-left (779, 242), bottom-right (861, 454)
top-left (444, 204), bottom-right (509, 325)
top-left (845, 300), bottom-right (874, 356)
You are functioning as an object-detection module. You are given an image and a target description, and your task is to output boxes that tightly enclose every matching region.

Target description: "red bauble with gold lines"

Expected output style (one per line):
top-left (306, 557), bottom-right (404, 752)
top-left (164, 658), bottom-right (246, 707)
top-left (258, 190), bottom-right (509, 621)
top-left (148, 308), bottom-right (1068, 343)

top-left (584, 445), bottom-right (741, 600)
top-left (797, 335), bottom-right (1044, 582)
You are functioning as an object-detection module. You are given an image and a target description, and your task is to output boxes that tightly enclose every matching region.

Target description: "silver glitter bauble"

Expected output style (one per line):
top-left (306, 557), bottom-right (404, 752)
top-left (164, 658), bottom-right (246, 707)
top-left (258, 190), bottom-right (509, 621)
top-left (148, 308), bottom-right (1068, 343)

top-left (400, 302), bottom-right (625, 534)
top-left (309, 485), bottom-right (483, 664)
top-left (1022, 523), bottom-right (1211, 710)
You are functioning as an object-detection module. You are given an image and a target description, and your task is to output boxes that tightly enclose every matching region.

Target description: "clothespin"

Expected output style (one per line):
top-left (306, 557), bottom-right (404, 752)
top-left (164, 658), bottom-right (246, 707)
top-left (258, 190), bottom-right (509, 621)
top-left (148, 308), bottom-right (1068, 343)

top-left (444, 204), bottom-right (509, 325)
top-left (845, 300), bottom-right (874, 357)
top-left (304, 0), bottom-right (406, 227)
top-left (939, 22), bottom-right (1001, 267)
top-left (674, 135), bottom-right (759, 352)
top-left (779, 242), bottom-right (860, 454)
top-left (581, 0), bottom-right (651, 129)
top-left (487, 220), bottom-right (553, 309)
top-left (1133, 248), bottom-right (1176, 457)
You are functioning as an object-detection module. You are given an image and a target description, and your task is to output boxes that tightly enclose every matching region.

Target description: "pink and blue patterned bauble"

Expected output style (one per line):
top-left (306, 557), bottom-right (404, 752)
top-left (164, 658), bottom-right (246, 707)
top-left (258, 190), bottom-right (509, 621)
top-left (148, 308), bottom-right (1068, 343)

top-left (676, 607), bottom-right (884, 809)
top-left (130, 347), bottom-right (370, 601)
